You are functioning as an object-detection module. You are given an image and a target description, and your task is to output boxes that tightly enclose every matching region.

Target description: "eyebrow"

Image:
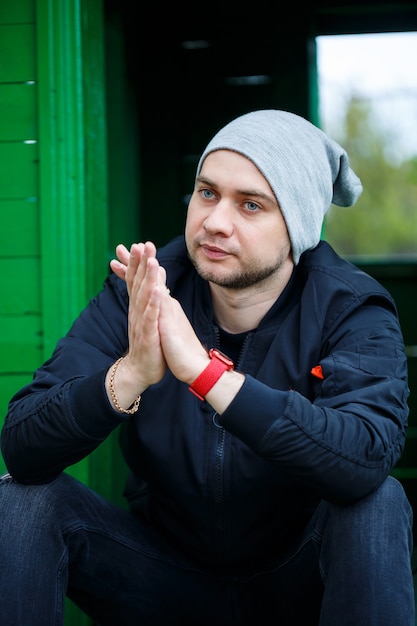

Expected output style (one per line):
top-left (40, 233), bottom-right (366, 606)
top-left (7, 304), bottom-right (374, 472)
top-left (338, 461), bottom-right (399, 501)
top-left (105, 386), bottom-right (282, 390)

top-left (196, 175), bottom-right (277, 205)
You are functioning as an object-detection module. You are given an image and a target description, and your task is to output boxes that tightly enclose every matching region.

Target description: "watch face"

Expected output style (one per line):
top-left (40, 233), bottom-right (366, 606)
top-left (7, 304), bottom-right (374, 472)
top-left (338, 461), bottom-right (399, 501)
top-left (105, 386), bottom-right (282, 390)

top-left (209, 348), bottom-right (234, 367)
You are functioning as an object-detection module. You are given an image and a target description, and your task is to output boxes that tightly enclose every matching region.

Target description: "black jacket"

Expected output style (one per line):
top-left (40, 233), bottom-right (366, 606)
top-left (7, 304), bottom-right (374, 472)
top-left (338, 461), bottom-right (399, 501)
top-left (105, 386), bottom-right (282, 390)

top-left (1, 237), bottom-right (409, 568)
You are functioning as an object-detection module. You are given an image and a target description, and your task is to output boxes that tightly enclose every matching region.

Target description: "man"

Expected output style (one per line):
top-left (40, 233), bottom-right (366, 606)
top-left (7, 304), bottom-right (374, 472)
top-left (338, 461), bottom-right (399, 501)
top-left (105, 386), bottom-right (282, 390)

top-left (0, 110), bottom-right (414, 625)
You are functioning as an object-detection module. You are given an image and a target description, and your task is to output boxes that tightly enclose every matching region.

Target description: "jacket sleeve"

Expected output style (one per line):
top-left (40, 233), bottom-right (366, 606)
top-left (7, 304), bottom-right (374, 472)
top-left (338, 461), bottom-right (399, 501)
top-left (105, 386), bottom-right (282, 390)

top-left (218, 302), bottom-right (410, 503)
top-left (1, 273), bottom-right (130, 483)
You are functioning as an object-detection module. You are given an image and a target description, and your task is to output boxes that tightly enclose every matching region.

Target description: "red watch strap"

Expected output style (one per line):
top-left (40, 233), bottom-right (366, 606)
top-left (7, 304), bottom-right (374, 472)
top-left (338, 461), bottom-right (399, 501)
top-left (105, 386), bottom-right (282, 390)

top-left (189, 349), bottom-right (234, 400)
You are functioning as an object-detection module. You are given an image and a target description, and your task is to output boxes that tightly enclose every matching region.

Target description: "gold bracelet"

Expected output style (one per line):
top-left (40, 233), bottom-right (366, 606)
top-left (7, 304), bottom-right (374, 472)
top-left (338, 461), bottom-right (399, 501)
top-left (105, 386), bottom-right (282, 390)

top-left (109, 357), bottom-right (141, 415)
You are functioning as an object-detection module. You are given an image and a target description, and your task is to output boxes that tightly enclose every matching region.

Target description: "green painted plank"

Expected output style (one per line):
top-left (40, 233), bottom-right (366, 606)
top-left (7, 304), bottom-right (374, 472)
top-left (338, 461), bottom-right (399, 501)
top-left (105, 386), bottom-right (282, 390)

top-left (0, 142), bottom-right (38, 198)
top-left (0, 315), bottom-right (43, 373)
top-left (37, 0), bottom-right (109, 356)
top-left (0, 258), bottom-right (40, 315)
top-left (0, 83), bottom-right (37, 140)
top-left (0, 199), bottom-right (39, 256)
top-left (0, 1), bottom-right (35, 25)
top-left (0, 24), bottom-right (36, 82)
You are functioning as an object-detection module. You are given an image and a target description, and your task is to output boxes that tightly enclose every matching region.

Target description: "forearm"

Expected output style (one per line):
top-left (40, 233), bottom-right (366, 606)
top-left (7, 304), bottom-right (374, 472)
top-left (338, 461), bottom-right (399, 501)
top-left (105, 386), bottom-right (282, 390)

top-left (218, 375), bottom-right (407, 502)
top-left (1, 371), bottom-right (124, 483)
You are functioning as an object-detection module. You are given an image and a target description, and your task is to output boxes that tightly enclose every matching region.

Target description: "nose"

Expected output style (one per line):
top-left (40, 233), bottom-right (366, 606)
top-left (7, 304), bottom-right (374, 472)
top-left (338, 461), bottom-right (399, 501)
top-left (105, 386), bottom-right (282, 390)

top-left (203, 200), bottom-right (234, 236)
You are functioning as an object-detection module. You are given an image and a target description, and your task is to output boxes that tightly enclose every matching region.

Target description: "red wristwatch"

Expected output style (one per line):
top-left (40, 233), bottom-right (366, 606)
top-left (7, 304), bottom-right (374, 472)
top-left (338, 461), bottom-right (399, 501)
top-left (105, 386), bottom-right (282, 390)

top-left (189, 348), bottom-right (234, 400)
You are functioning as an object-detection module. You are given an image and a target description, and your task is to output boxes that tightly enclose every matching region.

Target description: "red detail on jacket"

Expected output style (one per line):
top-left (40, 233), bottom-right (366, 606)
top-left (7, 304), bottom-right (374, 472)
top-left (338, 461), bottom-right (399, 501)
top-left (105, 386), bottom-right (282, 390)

top-left (311, 365), bottom-right (324, 380)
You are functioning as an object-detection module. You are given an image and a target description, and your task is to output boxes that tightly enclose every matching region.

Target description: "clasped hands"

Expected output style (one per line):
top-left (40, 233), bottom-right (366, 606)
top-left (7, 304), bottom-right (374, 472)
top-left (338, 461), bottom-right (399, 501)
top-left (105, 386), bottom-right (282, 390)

top-left (110, 241), bottom-right (209, 395)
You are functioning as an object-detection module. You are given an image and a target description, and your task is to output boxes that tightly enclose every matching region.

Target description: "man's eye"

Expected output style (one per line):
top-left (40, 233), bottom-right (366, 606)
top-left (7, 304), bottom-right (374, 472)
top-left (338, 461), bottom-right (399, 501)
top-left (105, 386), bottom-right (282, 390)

top-left (201, 189), bottom-right (215, 199)
top-left (245, 201), bottom-right (260, 212)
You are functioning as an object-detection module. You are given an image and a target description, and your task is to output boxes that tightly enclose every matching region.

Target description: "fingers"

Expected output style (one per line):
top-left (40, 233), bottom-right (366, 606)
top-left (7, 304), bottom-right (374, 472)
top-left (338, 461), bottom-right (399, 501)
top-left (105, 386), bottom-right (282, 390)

top-left (126, 242), bottom-right (146, 289)
top-left (109, 241), bottom-right (161, 292)
top-left (110, 239), bottom-right (171, 341)
top-left (122, 243), bottom-right (165, 327)
top-left (116, 243), bottom-right (131, 265)
top-left (124, 281), bottom-right (168, 389)
top-left (109, 258), bottom-right (127, 280)
top-left (158, 265), bottom-right (167, 289)
top-left (109, 243), bottom-right (135, 280)
top-left (109, 241), bottom-right (171, 389)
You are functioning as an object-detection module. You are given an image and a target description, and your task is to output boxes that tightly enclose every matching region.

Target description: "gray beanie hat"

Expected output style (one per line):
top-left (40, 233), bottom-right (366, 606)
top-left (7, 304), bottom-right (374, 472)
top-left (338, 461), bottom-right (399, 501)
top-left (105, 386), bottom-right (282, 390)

top-left (196, 109), bottom-right (362, 264)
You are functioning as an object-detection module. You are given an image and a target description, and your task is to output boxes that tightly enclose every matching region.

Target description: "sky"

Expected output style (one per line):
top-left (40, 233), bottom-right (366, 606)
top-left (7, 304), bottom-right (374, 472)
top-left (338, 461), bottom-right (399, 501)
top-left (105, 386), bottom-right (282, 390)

top-left (316, 31), bottom-right (417, 162)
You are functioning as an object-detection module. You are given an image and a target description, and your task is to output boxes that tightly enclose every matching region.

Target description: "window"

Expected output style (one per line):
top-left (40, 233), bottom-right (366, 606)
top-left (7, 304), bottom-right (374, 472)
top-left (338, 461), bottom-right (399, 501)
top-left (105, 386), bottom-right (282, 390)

top-left (317, 32), bottom-right (417, 258)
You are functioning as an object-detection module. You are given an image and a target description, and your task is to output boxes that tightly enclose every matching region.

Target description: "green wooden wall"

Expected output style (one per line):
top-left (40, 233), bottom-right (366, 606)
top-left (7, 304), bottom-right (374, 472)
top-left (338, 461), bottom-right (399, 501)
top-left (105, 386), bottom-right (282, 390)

top-left (0, 2), bottom-right (41, 468)
top-left (0, 0), bottom-right (114, 470)
top-left (0, 2), bottom-right (110, 622)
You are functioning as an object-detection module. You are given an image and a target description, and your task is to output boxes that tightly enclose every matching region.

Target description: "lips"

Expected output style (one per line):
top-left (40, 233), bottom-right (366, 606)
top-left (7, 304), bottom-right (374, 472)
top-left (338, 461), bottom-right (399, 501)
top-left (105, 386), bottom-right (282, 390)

top-left (201, 243), bottom-right (230, 260)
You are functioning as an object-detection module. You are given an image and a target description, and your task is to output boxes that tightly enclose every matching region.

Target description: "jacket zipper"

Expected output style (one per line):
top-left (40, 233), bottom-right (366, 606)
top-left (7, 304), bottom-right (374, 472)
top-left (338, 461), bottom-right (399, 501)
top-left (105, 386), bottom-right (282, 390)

top-left (212, 332), bottom-right (251, 551)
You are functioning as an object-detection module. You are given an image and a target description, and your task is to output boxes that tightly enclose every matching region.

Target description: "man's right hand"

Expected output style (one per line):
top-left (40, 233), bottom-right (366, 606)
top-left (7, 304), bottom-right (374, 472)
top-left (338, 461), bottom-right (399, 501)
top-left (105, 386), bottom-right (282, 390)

top-left (105, 242), bottom-right (168, 412)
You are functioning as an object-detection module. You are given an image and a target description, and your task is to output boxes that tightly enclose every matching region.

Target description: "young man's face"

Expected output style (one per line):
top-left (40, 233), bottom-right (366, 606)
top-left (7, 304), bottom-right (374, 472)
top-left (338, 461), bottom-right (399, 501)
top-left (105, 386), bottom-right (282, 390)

top-left (185, 149), bottom-right (292, 290)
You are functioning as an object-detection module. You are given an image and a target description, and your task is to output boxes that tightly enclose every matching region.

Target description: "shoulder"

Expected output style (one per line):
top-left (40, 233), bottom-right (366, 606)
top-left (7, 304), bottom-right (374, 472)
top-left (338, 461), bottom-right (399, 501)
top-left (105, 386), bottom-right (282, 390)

top-left (298, 241), bottom-right (399, 329)
top-left (300, 241), bottom-right (395, 302)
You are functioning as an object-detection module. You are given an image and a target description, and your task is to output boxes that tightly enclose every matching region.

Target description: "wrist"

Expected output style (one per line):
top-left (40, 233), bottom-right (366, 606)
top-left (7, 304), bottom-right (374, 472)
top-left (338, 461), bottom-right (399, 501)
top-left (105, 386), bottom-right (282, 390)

top-left (106, 357), bottom-right (142, 414)
top-left (188, 349), bottom-right (234, 400)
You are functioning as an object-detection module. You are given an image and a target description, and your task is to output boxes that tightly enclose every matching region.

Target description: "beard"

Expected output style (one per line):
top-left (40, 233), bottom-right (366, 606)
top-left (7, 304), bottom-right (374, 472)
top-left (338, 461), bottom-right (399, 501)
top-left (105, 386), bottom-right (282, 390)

top-left (188, 249), bottom-right (289, 290)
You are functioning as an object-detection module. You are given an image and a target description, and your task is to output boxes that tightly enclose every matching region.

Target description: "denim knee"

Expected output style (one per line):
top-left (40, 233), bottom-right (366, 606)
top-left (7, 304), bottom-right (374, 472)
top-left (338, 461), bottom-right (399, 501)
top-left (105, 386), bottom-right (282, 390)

top-left (0, 472), bottom-right (67, 535)
top-left (318, 475), bottom-right (414, 571)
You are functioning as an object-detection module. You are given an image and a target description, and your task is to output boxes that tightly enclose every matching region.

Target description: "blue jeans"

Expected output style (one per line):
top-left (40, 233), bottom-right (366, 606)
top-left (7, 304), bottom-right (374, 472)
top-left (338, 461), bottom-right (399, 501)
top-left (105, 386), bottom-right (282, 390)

top-left (0, 472), bottom-right (414, 625)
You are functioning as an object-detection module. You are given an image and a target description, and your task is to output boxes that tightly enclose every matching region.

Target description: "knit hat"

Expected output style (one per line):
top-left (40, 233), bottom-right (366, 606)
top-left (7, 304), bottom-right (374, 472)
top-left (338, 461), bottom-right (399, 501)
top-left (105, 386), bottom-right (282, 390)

top-left (196, 110), bottom-right (362, 264)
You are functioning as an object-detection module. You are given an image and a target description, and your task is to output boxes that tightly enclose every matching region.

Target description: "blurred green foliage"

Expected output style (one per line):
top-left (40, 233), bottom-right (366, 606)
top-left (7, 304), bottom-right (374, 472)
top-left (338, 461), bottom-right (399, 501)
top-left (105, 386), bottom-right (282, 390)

top-left (324, 97), bottom-right (417, 257)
